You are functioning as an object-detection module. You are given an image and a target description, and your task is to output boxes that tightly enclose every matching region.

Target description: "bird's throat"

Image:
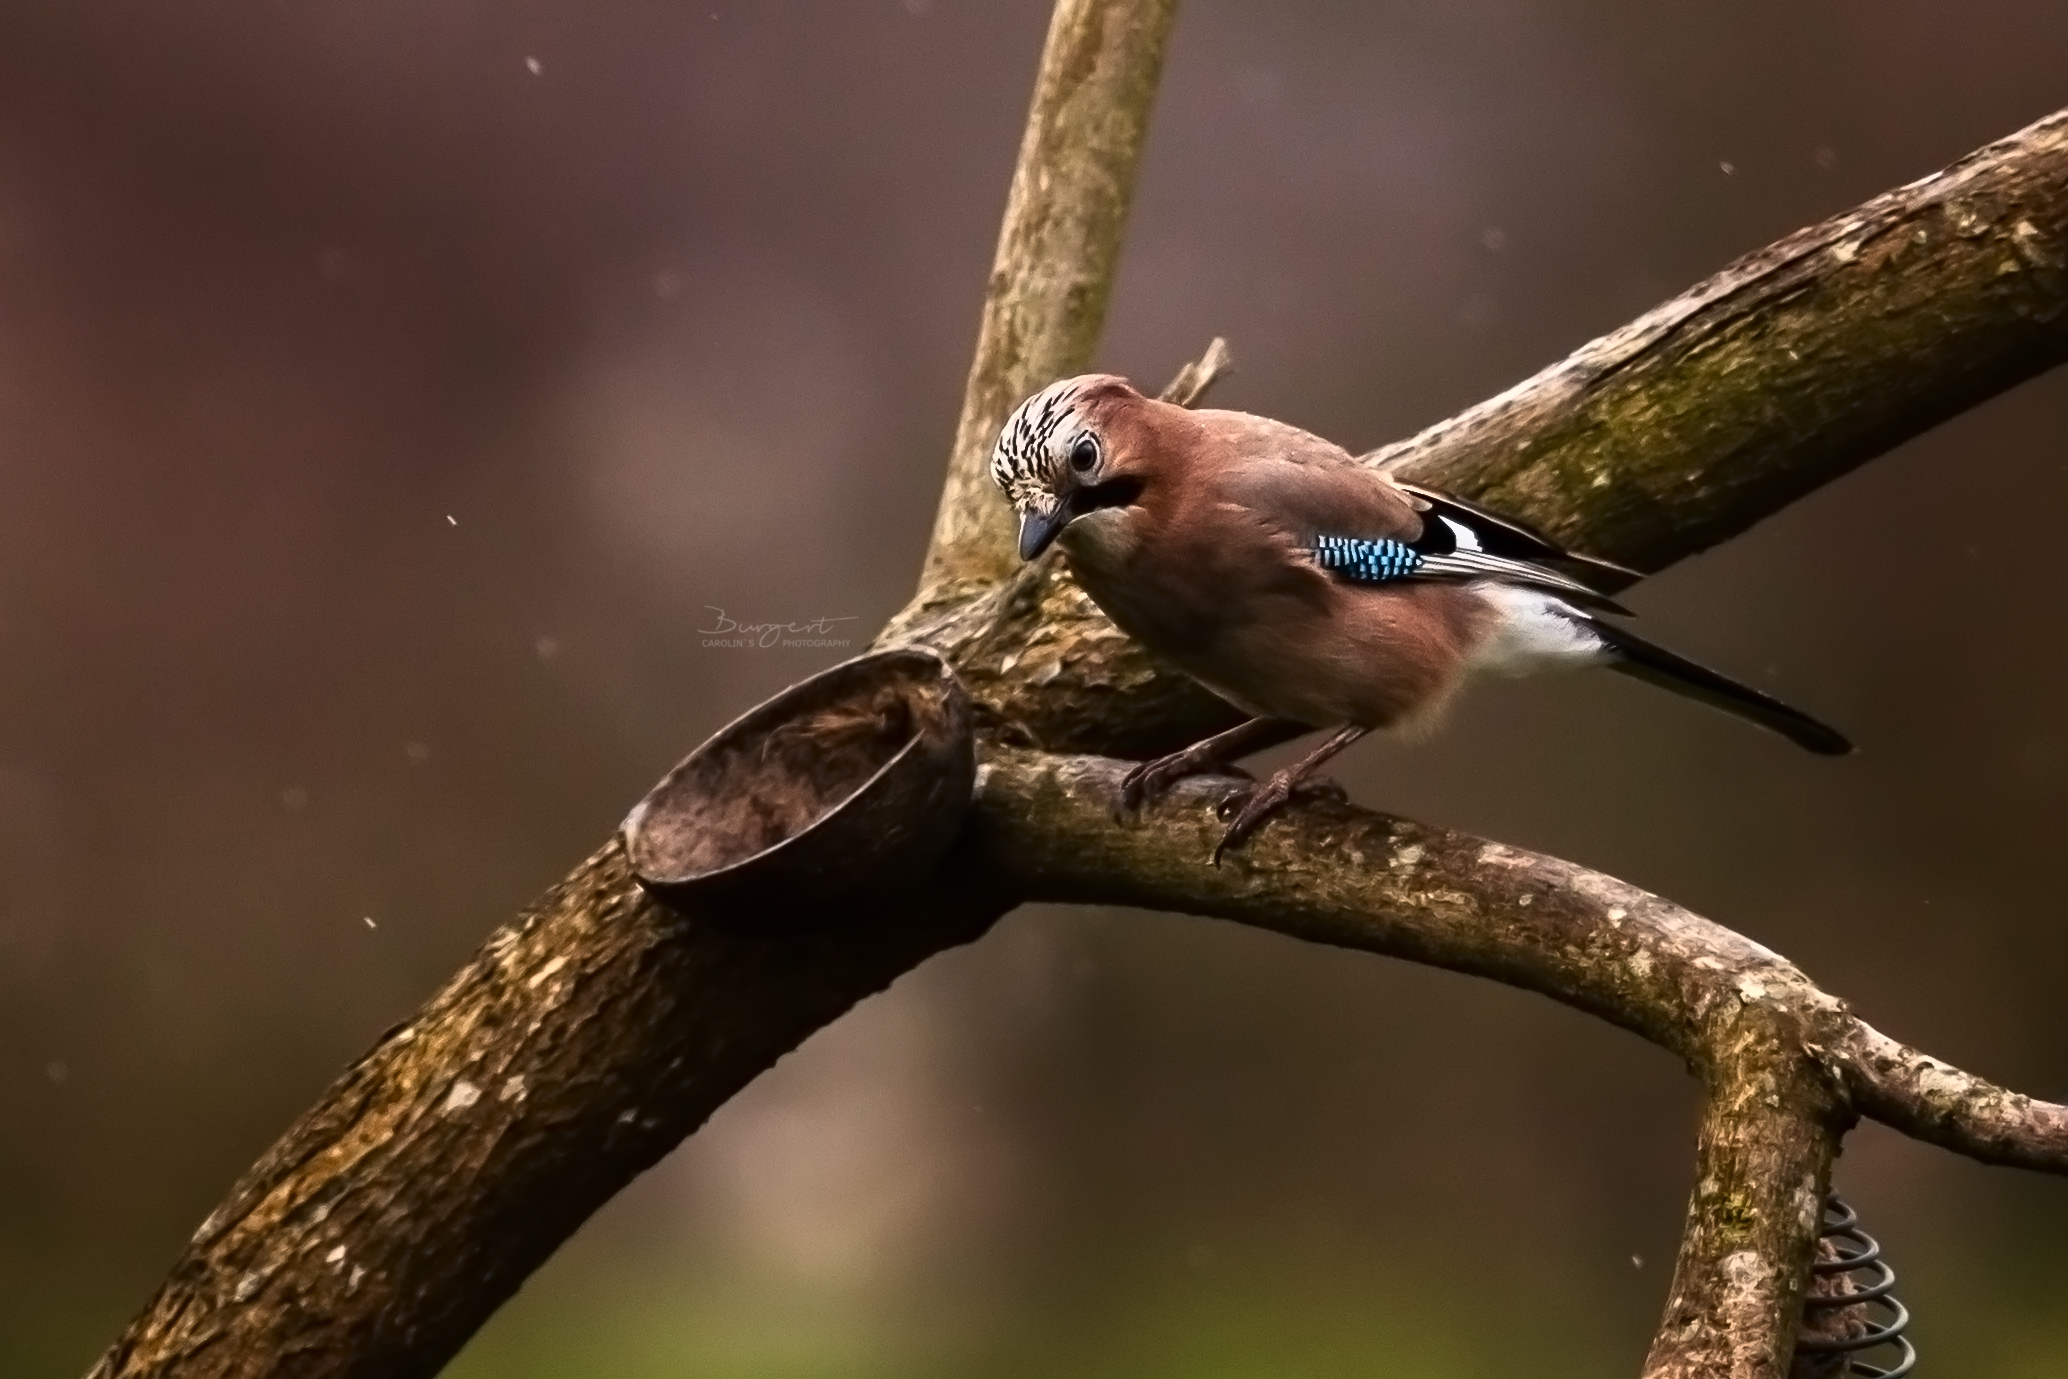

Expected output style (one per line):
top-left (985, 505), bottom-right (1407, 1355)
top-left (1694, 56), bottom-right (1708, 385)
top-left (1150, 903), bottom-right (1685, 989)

top-left (1057, 505), bottom-right (1142, 573)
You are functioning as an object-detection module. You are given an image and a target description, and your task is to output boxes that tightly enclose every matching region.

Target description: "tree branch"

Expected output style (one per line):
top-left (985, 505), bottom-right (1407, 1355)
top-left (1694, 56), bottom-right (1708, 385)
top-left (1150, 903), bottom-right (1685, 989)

top-left (88, 848), bottom-right (1019, 1379)
top-left (967, 748), bottom-right (2068, 1376)
top-left (86, 1), bottom-right (2068, 1369)
top-left (1841, 1023), bottom-right (2068, 1173)
top-left (969, 749), bottom-right (2068, 1173)
top-left (1374, 107), bottom-right (2068, 574)
top-left (1646, 1091), bottom-right (1838, 1379)
top-left (919, 0), bottom-right (1180, 596)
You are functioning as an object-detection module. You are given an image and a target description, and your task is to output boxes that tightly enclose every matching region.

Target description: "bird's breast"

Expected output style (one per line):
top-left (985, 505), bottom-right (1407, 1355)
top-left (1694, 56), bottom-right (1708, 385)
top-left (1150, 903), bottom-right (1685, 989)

top-left (1059, 508), bottom-right (1247, 657)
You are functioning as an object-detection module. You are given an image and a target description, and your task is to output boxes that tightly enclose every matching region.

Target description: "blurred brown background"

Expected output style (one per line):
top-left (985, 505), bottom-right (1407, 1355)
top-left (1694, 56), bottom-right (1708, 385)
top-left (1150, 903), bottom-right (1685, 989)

top-left (1, 1), bottom-right (2065, 1375)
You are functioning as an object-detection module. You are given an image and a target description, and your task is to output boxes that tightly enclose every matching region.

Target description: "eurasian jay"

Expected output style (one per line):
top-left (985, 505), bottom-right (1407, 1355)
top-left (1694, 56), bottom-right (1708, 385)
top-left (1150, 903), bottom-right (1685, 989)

top-left (990, 373), bottom-right (1850, 861)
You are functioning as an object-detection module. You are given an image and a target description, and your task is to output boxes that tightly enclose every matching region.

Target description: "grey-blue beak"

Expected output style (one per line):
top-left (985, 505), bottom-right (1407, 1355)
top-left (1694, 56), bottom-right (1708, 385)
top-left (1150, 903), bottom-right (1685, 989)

top-left (1018, 507), bottom-right (1067, 561)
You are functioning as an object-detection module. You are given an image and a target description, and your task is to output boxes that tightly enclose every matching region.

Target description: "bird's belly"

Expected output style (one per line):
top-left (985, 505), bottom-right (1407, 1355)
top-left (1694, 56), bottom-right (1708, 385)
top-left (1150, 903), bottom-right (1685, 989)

top-left (1169, 639), bottom-right (1410, 728)
top-left (1171, 596), bottom-right (1468, 731)
top-left (1065, 559), bottom-right (1324, 718)
top-left (1179, 661), bottom-right (1339, 726)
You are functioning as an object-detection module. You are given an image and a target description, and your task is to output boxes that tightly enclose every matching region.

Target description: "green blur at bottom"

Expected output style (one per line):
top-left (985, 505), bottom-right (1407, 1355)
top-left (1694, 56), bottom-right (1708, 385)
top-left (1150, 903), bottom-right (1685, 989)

top-left (444, 1258), bottom-right (1613, 1379)
top-left (15, 1245), bottom-right (2068, 1377)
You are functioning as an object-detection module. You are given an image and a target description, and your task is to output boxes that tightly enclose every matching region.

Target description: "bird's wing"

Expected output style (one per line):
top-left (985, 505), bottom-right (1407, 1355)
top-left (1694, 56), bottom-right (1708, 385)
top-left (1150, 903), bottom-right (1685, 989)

top-left (1187, 412), bottom-right (1633, 613)
top-left (1207, 425), bottom-right (1637, 607)
top-left (1392, 482), bottom-right (1641, 585)
top-left (1387, 493), bottom-right (1632, 612)
top-left (1194, 411), bottom-right (1424, 540)
top-left (1308, 532), bottom-right (1632, 614)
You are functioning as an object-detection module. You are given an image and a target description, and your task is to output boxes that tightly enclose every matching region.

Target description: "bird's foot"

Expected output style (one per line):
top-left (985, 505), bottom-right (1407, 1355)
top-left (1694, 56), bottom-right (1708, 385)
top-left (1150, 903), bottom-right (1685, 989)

top-left (1209, 771), bottom-right (1343, 864)
top-left (1119, 745), bottom-right (1251, 814)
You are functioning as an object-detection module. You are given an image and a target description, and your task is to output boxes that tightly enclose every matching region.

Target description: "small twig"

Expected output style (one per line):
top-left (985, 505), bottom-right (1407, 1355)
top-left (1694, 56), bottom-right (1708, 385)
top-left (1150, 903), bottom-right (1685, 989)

top-left (1156, 336), bottom-right (1234, 405)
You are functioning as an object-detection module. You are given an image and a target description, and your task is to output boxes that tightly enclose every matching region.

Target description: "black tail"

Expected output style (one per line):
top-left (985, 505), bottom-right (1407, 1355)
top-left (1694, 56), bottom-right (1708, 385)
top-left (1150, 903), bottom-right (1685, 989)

top-left (1588, 620), bottom-right (1853, 756)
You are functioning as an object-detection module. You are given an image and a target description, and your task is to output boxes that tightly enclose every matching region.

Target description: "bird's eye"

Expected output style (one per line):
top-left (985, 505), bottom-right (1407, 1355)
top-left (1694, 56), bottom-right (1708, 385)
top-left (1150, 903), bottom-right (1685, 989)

top-left (1069, 435), bottom-right (1099, 472)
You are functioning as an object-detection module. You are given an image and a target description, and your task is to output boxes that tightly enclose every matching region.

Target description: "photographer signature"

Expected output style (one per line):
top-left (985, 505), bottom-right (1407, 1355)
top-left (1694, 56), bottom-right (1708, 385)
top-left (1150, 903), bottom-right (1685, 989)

top-left (697, 607), bottom-right (860, 649)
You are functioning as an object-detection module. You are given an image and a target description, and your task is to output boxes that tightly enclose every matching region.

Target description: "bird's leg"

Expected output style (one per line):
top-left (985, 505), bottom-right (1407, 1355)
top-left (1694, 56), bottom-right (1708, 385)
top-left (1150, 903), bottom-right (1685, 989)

top-left (1120, 717), bottom-right (1296, 813)
top-left (1211, 723), bottom-right (1370, 865)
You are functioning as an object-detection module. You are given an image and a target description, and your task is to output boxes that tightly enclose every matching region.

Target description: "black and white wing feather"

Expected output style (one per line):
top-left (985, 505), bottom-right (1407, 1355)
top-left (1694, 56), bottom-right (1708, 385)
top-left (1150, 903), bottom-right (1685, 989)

top-left (1407, 529), bottom-right (1630, 613)
top-left (1309, 500), bottom-right (1634, 616)
top-left (1393, 482), bottom-right (1641, 587)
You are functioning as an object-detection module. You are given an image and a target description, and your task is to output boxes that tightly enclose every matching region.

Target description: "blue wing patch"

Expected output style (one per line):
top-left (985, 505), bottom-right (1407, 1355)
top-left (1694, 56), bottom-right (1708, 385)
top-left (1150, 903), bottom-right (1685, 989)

top-left (1311, 534), bottom-right (1422, 583)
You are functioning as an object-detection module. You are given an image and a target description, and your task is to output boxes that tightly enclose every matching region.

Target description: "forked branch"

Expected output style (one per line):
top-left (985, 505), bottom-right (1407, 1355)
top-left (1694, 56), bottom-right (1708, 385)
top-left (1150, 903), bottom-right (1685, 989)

top-left (970, 749), bottom-right (2068, 1375)
top-left (87, 1), bottom-right (2068, 1375)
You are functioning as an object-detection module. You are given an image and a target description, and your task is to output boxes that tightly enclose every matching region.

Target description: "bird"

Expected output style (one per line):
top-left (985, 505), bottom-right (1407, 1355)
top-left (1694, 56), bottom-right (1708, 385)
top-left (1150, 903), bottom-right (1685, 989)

top-left (989, 373), bottom-right (1851, 862)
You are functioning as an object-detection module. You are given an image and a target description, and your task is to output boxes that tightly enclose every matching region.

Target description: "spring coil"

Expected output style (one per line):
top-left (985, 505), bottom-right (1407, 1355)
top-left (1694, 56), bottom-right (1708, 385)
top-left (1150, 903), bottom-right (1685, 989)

top-left (1793, 1192), bottom-right (1916, 1378)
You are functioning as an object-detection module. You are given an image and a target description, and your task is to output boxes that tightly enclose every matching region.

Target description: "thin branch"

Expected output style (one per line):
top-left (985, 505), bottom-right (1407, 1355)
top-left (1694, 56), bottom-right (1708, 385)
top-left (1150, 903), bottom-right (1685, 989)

top-left (1841, 1023), bottom-right (2068, 1173)
top-left (968, 748), bottom-right (2067, 1376)
top-left (966, 748), bottom-right (2068, 1174)
top-left (920, 0), bottom-right (1180, 596)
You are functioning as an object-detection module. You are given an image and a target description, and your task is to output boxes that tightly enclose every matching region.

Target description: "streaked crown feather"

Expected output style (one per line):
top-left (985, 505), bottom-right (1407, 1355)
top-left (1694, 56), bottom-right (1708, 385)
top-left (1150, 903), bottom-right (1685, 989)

top-left (989, 377), bottom-right (1098, 516)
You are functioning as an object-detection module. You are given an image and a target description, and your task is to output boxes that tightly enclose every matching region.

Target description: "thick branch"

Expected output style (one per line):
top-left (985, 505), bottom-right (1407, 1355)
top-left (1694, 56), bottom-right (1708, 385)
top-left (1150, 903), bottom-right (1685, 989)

top-left (920, 0), bottom-right (1179, 595)
top-left (1645, 1091), bottom-right (1839, 1379)
top-left (1375, 107), bottom-right (2068, 573)
top-left (88, 848), bottom-right (1015, 1379)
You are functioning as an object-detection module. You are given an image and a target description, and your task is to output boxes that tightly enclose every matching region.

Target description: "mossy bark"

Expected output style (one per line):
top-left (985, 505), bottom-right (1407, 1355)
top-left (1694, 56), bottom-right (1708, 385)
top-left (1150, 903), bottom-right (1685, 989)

top-left (89, 846), bottom-right (1014, 1379)
top-left (1370, 109), bottom-right (2068, 576)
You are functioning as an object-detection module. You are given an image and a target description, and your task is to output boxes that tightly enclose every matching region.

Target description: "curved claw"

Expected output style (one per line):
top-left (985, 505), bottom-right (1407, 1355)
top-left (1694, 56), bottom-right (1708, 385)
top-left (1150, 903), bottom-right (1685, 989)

top-left (1205, 722), bottom-right (1370, 864)
top-left (1116, 717), bottom-right (1303, 821)
top-left (1209, 774), bottom-right (1349, 865)
top-left (1211, 778), bottom-right (1293, 865)
top-left (1117, 758), bottom-right (1165, 813)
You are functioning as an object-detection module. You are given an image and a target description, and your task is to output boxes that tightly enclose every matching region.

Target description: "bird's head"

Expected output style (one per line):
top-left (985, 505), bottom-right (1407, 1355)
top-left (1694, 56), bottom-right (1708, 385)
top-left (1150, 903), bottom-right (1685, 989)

top-left (989, 374), bottom-right (1153, 561)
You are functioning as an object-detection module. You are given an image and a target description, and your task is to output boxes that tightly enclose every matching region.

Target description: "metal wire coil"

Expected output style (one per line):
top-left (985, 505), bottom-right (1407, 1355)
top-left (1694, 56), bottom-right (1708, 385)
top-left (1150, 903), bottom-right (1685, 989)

top-left (1794, 1193), bottom-right (1916, 1378)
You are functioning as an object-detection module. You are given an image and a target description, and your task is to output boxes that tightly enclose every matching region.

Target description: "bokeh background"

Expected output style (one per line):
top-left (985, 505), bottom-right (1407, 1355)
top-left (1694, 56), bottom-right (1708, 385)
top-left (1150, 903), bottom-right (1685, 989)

top-left (2, 1), bottom-right (2065, 1375)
